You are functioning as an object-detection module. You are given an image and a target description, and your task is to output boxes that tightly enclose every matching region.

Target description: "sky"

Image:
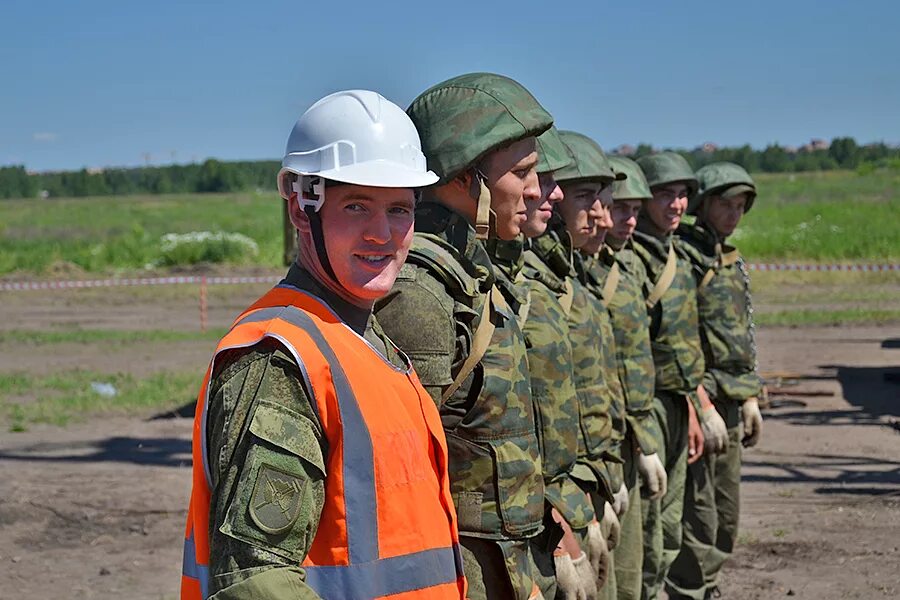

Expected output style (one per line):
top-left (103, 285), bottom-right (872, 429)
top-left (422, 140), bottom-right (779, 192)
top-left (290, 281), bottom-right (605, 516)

top-left (2, 0), bottom-right (899, 172)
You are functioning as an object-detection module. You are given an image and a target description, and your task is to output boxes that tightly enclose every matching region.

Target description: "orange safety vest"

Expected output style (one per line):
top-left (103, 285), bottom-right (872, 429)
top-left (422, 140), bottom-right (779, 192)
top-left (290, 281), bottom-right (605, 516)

top-left (181, 284), bottom-right (465, 599)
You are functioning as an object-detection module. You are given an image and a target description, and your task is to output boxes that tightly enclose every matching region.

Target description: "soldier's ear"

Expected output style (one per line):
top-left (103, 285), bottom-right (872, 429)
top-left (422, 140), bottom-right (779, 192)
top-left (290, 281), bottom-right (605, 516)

top-left (448, 170), bottom-right (474, 199)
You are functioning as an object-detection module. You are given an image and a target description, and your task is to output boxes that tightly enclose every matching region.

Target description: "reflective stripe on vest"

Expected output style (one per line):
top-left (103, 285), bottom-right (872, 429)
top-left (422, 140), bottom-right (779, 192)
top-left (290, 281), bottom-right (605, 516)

top-left (182, 288), bottom-right (464, 599)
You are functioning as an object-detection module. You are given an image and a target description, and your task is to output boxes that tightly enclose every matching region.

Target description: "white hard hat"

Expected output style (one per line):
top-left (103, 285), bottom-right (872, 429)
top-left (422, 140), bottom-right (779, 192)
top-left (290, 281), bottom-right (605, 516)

top-left (277, 90), bottom-right (438, 199)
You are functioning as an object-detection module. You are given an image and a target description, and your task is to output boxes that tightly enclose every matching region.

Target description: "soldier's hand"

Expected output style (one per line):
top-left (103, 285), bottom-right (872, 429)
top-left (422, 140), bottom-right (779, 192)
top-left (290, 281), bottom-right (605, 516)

top-left (742, 397), bottom-right (763, 447)
top-left (687, 398), bottom-right (705, 464)
top-left (601, 501), bottom-right (621, 551)
top-left (700, 405), bottom-right (729, 454)
top-left (638, 452), bottom-right (667, 499)
top-left (612, 482), bottom-right (629, 517)
top-left (586, 519), bottom-right (610, 593)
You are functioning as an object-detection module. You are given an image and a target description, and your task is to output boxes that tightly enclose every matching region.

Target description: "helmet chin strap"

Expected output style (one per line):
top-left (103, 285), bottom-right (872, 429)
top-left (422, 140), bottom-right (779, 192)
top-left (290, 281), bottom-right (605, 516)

top-left (471, 169), bottom-right (497, 240)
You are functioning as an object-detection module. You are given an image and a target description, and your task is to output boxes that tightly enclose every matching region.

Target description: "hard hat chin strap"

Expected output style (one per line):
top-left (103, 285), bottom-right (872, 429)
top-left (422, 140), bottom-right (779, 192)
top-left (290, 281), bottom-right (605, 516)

top-left (293, 175), bottom-right (339, 284)
top-left (471, 169), bottom-right (497, 240)
top-left (304, 205), bottom-right (339, 283)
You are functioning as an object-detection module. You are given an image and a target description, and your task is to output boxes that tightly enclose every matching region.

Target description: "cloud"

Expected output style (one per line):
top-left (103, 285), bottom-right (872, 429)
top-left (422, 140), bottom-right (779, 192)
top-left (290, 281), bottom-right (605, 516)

top-left (33, 132), bottom-right (58, 142)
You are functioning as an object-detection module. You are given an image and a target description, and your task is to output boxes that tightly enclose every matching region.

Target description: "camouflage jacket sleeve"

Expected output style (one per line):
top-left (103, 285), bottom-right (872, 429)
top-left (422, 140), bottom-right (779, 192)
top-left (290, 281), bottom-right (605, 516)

top-left (205, 339), bottom-right (326, 599)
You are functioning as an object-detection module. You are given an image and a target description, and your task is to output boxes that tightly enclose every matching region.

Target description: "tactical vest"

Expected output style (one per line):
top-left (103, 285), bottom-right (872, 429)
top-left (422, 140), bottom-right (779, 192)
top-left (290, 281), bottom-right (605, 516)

top-left (678, 224), bottom-right (761, 403)
top-left (582, 252), bottom-right (627, 448)
top-left (510, 236), bottom-right (586, 523)
top-left (181, 286), bottom-right (465, 599)
top-left (401, 232), bottom-right (544, 539)
top-left (569, 253), bottom-right (622, 502)
top-left (607, 247), bottom-right (661, 455)
top-left (633, 233), bottom-right (705, 396)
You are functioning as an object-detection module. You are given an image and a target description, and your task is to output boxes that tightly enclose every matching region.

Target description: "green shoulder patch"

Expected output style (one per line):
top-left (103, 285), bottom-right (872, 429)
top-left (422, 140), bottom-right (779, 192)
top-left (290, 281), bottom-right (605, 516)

top-left (249, 464), bottom-right (306, 535)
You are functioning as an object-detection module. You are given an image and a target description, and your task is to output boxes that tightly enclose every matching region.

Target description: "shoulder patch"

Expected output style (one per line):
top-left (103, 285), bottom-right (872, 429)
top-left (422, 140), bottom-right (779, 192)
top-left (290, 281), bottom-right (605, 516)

top-left (249, 463), bottom-right (306, 535)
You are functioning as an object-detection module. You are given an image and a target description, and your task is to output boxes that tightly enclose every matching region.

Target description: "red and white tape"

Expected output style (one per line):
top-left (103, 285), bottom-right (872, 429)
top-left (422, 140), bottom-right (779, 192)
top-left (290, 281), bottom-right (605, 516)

top-left (0, 264), bottom-right (897, 292)
top-left (0, 275), bottom-right (281, 291)
top-left (749, 263), bottom-right (899, 273)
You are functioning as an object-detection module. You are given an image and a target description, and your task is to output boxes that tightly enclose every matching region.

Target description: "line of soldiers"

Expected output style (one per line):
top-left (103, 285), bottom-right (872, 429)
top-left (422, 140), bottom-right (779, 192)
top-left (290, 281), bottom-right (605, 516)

top-left (182, 72), bottom-right (763, 600)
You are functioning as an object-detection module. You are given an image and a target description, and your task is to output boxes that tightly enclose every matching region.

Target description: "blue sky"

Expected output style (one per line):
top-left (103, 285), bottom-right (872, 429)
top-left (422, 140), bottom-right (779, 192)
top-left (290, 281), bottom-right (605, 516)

top-left (2, 0), bottom-right (898, 172)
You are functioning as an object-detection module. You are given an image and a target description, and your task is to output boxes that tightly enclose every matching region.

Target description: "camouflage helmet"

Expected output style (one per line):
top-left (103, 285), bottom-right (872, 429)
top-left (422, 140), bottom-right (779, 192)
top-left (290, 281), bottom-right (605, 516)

top-left (636, 152), bottom-right (698, 198)
top-left (690, 161), bottom-right (757, 215)
top-left (536, 126), bottom-right (574, 174)
top-left (407, 72), bottom-right (553, 185)
top-left (555, 130), bottom-right (617, 183)
top-left (609, 156), bottom-right (651, 201)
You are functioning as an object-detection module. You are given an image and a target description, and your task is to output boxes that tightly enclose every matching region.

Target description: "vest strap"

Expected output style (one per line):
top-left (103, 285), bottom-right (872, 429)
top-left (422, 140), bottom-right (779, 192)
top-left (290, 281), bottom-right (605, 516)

top-left (441, 286), bottom-right (501, 403)
top-left (601, 262), bottom-right (621, 308)
top-left (646, 242), bottom-right (677, 309)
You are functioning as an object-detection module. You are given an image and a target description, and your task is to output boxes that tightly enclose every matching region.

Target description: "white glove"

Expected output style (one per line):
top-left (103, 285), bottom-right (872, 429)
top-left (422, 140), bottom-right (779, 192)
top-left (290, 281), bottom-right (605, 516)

top-left (638, 452), bottom-right (667, 500)
top-left (612, 482), bottom-right (629, 517)
top-left (586, 520), bottom-right (610, 589)
top-left (742, 397), bottom-right (763, 447)
top-left (554, 551), bottom-right (591, 600)
top-left (700, 405), bottom-right (729, 454)
top-left (572, 552), bottom-right (599, 600)
top-left (601, 501), bottom-right (621, 551)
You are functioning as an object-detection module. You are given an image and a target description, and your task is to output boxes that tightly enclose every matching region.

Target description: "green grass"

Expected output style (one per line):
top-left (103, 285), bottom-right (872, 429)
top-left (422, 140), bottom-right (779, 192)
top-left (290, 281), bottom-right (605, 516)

top-left (0, 191), bottom-right (283, 275)
top-left (0, 328), bottom-right (227, 346)
top-left (749, 271), bottom-right (900, 326)
top-left (1, 369), bottom-right (199, 431)
top-left (728, 168), bottom-right (900, 261)
top-left (2, 168), bottom-right (899, 275)
top-left (754, 308), bottom-right (900, 327)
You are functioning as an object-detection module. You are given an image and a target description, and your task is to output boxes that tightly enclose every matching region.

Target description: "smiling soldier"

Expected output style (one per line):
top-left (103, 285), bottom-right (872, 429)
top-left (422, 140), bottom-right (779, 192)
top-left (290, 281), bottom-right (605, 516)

top-left (180, 90), bottom-right (466, 599)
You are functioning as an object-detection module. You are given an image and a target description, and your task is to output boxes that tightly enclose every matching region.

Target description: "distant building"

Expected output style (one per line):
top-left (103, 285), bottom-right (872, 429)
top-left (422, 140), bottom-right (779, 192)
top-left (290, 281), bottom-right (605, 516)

top-left (86, 167), bottom-right (105, 175)
top-left (612, 144), bottom-right (636, 156)
top-left (800, 138), bottom-right (830, 152)
top-left (696, 142), bottom-right (719, 153)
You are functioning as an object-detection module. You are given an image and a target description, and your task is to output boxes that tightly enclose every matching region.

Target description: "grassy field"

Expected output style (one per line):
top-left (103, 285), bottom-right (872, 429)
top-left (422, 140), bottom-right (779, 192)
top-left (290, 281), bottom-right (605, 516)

top-left (1, 168), bottom-right (898, 276)
top-left (733, 169), bottom-right (900, 261)
top-left (1, 369), bottom-right (199, 430)
top-left (0, 190), bottom-right (283, 275)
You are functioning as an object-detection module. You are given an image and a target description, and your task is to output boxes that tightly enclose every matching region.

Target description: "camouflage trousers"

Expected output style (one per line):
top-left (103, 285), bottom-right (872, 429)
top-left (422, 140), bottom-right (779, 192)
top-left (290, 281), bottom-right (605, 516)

top-left (666, 420), bottom-right (742, 600)
top-left (640, 394), bottom-right (689, 600)
top-left (608, 435), bottom-right (643, 600)
top-left (461, 535), bottom-right (550, 600)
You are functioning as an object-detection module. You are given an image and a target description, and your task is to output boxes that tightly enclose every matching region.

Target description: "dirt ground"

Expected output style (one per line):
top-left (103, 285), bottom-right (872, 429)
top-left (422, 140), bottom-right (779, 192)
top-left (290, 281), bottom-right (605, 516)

top-left (1, 285), bottom-right (898, 599)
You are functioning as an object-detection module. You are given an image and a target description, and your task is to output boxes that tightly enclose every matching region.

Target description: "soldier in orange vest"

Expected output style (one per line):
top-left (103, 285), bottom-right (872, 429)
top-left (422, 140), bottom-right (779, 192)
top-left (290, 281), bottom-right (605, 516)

top-left (181, 90), bottom-right (466, 599)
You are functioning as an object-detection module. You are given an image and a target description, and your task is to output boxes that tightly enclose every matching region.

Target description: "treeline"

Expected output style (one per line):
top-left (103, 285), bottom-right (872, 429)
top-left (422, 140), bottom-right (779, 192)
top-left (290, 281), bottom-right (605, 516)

top-left (2, 137), bottom-right (899, 200)
top-left (632, 137), bottom-right (900, 173)
top-left (0, 159), bottom-right (279, 200)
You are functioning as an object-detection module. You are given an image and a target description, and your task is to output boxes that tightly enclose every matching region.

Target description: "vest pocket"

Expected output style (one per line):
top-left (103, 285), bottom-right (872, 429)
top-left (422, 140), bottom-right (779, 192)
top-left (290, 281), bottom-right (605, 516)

top-left (651, 341), bottom-right (686, 393)
top-left (489, 437), bottom-right (545, 537)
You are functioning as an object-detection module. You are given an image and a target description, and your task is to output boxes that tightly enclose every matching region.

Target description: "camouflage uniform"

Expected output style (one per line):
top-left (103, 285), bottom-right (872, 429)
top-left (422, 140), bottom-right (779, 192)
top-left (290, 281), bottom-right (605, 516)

top-left (667, 163), bottom-right (762, 600)
top-left (633, 153), bottom-right (706, 600)
top-left (375, 73), bottom-right (553, 600)
top-left (488, 126), bottom-right (599, 598)
top-left (580, 248), bottom-right (631, 600)
top-left (604, 156), bottom-right (660, 600)
top-left (204, 264), bottom-right (404, 599)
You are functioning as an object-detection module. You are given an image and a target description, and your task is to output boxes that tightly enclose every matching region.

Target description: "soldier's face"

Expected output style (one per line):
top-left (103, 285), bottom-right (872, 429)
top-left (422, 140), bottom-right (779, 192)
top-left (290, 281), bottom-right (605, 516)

top-left (582, 191), bottom-right (614, 254)
top-left (482, 137), bottom-right (540, 240)
top-left (558, 181), bottom-right (605, 249)
top-left (318, 185), bottom-right (416, 305)
top-left (521, 172), bottom-right (563, 238)
top-left (704, 193), bottom-right (748, 237)
top-left (646, 183), bottom-right (689, 233)
top-left (609, 199), bottom-right (642, 243)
